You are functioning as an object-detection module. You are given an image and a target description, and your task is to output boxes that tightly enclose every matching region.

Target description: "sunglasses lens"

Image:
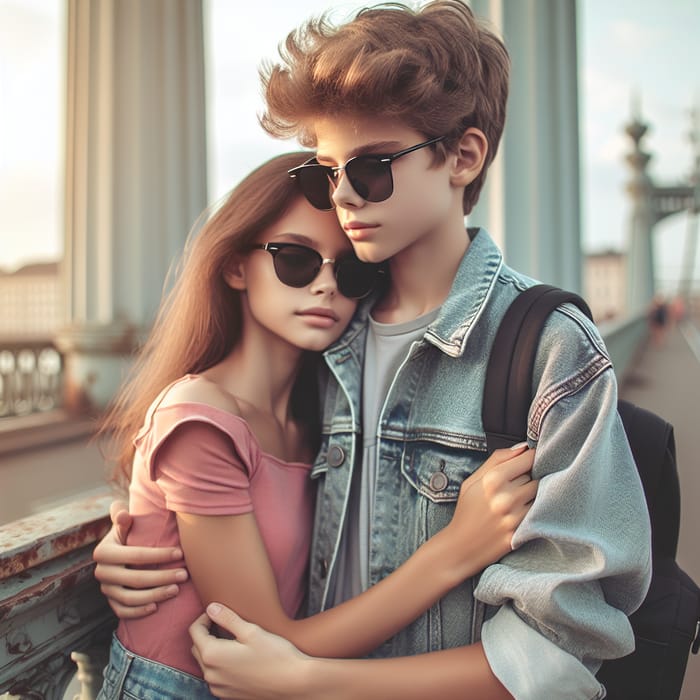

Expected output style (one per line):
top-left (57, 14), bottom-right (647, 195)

top-left (336, 256), bottom-right (382, 299)
top-left (346, 157), bottom-right (393, 202)
top-left (296, 167), bottom-right (334, 211)
top-left (272, 246), bottom-right (320, 287)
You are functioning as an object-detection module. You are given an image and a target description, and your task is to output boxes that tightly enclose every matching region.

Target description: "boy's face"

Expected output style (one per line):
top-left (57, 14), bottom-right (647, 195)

top-left (312, 116), bottom-right (466, 265)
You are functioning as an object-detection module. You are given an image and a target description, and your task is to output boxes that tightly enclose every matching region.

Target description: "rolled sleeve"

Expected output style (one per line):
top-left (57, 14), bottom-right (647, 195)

top-left (482, 605), bottom-right (606, 700)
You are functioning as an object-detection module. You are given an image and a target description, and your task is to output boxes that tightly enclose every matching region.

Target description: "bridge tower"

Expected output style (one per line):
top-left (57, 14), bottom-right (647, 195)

top-left (624, 106), bottom-right (700, 313)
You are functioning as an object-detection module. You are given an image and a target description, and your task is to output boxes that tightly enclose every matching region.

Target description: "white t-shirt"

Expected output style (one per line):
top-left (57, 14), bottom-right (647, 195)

top-left (330, 307), bottom-right (440, 606)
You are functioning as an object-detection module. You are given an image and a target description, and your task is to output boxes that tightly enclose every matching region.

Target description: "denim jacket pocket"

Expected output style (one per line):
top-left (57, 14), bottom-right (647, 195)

top-left (401, 442), bottom-right (483, 503)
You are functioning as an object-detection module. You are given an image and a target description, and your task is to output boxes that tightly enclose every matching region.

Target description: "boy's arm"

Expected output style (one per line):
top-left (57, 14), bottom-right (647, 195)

top-left (190, 605), bottom-right (514, 700)
top-left (188, 368), bottom-right (649, 700)
top-left (476, 367), bottom-right (651, 698)
top-left (93, 500), bottom-right (187, 618)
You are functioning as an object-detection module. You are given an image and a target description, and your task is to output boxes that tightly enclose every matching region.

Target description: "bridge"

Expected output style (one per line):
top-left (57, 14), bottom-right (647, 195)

top-left (1, 0), bottom-right (699, 696)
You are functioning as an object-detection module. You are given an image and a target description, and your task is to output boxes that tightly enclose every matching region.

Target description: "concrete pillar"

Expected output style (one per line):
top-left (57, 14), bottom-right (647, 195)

top-left (623, 118), bottom-right (656, 314)
top-left (469, 0), bottom-right (582, 291)
top-left (55, 0), bottom-right (207, 413)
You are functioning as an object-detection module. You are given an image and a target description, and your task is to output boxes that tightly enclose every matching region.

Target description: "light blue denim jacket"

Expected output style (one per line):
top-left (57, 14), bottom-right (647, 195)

top-left (308, 228), bottom-right (651, 699)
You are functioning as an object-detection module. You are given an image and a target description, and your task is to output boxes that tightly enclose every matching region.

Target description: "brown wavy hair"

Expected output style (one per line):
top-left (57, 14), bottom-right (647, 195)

top-left (99, 151), bottom-right (322, 488)
top-left (260, 0), bottom-right (510, 215)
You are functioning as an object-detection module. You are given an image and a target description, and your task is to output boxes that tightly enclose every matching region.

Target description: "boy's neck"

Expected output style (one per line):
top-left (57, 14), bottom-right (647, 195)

top-left (372, 225), bottom-right (470, 325)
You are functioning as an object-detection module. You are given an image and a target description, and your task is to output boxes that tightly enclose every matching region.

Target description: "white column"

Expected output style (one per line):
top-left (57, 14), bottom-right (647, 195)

top-left (623, 119), bottom-right (655, 314)
top-left (56, 0), bottom-right (207, 412)
top-left (469, 0), bottom-right (583, 291)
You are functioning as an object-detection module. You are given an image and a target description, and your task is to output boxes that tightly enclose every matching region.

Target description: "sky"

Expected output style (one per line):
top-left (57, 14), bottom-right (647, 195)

top-left (1, 0), bottom-right (699, 289)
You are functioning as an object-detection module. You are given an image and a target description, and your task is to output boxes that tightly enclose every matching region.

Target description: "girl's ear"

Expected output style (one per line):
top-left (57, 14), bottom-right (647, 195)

top-left (223, 255), bottom-right (247, 291)
top-left (449, 127), bottom-right (488, 187)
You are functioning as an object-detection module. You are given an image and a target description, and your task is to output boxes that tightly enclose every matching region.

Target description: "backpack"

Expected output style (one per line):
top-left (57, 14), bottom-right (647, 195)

top-left (482, 283), bottom-right (700, 700)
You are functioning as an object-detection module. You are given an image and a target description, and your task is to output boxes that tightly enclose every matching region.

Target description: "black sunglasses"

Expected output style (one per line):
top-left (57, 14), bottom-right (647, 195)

top-left (288, 135), bottom-right (446, 211)
top-left (251, 242), bottom-right (383, 299)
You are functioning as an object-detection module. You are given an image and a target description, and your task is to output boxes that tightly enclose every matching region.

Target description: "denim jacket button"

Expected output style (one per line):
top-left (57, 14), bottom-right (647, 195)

top-left (327, 445), bottom-right (346, 467)
top-left (429, 471), bottom-right (449, 492)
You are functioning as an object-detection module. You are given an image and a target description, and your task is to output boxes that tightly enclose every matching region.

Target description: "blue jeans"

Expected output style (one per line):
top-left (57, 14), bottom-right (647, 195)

top-left (96, 634), bottom-right (217, 700)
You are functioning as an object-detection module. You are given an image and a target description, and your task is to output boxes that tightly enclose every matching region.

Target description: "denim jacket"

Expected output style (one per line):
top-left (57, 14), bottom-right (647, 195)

top-left (308, 228), bottom-right (651, 699)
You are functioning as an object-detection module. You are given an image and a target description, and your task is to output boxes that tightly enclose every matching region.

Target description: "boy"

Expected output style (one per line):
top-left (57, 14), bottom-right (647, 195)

top-left (95, 2), bottom-right (651, 697)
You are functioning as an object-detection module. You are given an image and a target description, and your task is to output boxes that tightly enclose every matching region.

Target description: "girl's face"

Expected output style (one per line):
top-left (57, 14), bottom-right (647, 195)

top-left (232, 196), bottom-right (360, 353)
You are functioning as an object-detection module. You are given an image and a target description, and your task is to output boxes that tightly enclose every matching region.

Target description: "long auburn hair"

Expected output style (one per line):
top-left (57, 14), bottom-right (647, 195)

top-left (100, 151), bottom-right (321, 488)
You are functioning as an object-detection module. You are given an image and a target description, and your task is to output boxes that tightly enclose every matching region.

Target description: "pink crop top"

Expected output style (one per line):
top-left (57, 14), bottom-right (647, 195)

top-left (117, 376), bottom-right (314, 677)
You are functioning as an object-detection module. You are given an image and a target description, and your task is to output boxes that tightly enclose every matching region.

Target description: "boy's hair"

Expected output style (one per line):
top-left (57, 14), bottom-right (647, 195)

top-left (260, 0), bottom-right (510, 214)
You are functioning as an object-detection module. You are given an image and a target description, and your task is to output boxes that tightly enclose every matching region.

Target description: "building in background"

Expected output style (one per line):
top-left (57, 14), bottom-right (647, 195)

top-left (0, 262), bottom-right (62, 340)
top-left (584, 250), bottom-right (627, 321)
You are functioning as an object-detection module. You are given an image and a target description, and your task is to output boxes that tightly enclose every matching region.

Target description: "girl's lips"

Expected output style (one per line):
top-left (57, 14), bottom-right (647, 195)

top-left (297, 307), bottom-right (340, 321)
top-left (296, 308), bottom-right (340, 328)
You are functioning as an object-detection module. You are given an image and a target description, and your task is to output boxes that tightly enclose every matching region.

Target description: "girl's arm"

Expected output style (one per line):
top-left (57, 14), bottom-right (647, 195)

top-left (178, 442), bottom-right (536, 659)
top-left (190, 606), bottom-right (513, 700)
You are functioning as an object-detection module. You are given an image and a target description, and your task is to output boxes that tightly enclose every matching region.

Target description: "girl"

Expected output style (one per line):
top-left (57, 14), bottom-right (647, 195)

top-left (95, 152), bottom-right (537, 699)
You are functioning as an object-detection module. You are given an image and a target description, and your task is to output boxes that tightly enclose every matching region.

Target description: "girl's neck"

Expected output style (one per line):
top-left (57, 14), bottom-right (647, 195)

top-left (205, 335), bottom-right (303, 427)
top-left (203, 339), bottom-right (313, 464)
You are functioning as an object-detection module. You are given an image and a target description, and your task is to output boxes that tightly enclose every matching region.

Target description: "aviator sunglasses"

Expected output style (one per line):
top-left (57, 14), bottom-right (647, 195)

top-left (288, 135), bottom-right (446, 211)
top-left (251, 242), bottom-right (383, 299)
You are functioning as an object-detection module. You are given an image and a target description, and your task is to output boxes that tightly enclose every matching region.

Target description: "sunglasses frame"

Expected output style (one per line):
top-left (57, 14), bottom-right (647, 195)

top-left (288, 135), bottom-right (447, 211)
top-left (251, 242), bottom-right (382, 299)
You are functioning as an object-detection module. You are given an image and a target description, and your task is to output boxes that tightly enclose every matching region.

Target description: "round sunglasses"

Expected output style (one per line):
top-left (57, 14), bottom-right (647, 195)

top-left (288, 135), bottom-right (446, 211)
top-left (251, 242), bottom-right (383, 299)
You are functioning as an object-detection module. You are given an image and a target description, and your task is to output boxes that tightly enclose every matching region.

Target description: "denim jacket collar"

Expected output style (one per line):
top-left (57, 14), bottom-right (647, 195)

top-left (326, 227), bottom-right (503, 359)
top-left (424, 227), bottom-right (503, 358)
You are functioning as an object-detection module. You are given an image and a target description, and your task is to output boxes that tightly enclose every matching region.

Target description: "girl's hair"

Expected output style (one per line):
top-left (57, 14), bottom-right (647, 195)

top-left (100, 151), bottom-right (320, 488)
top-left (260, 0), bottom-right (510, 214)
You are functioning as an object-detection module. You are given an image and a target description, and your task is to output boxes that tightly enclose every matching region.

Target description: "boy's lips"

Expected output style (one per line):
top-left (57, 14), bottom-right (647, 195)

top-left (343, 220), bottom-right (378, 241)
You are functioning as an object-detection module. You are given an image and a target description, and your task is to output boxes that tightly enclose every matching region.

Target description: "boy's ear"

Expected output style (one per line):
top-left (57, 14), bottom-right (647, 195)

top-left (223, 255), bottom-right (247, 291)
top-left (449, 128), bottom-right (488, 187)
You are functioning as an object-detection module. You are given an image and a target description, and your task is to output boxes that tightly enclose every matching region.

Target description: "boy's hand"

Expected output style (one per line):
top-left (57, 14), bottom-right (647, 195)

top-left (446, 444), bottom-right (538, 579)
top-left (190, 603), bottom-right (309, 700)
top-left (93, 499), bottom-right (188, 619)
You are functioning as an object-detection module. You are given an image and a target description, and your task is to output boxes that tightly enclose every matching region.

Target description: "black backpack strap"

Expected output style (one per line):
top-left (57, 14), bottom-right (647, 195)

top-left (483, 284), bottom-right (592, 455)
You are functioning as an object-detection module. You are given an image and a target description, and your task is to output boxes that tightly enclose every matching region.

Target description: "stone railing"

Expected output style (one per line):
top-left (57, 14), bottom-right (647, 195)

top-left (0, 340), bottom-right (63, 419)
top-left (597, 311), bottom-right (649, 381)
top-left (0, 493), bottom-right (116, 699)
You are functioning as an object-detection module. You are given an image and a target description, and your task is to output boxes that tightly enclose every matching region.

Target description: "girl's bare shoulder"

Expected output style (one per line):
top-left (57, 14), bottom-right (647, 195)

top-left (160, 374), bottom-right (243, 417)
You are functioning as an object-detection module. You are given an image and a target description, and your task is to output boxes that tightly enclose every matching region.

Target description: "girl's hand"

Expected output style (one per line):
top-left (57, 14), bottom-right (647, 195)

top-left (93, 500), bottom-right (188, 618)
top-left (445, 444), bottom-right (537, 580)
top-left (190, 604), bottom-right (310, 700)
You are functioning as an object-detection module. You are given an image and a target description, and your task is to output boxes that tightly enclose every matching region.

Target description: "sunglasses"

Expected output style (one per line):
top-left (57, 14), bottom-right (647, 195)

top-left (251, 242), bottom-right (383, 299)
top-left (288, 135), bottom-right (446, 211)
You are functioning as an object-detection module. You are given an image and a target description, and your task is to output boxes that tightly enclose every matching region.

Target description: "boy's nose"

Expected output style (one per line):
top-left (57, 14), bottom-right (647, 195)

top-left (331, 171), bottom-right (365, 209)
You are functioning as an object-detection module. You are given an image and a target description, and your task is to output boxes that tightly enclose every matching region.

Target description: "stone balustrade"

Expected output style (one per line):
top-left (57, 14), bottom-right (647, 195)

top-left (0, 340), bottom-right (63, 419)
top-left (0, 492), bottom-right (116, 699)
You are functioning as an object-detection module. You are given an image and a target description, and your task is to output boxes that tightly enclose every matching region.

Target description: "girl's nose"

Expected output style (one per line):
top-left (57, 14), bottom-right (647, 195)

top-left (309, 260), bottom-right (337, 295)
